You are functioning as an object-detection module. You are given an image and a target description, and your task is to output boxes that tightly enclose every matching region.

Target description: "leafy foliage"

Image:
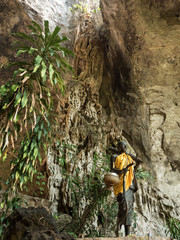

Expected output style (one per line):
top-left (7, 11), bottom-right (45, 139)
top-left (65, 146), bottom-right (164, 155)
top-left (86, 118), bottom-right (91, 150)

top-left (136, 168), bottom-right (153, 182)
top-left (0, 20), bottom-right (73, 237)
top-left (70, 1), bottom-right (100, 14)
top-left (166, 217), bottom-right (180, 239)
top-left (56, 142), bottom-right (111, 236)
top-left (0, 190), bottom-right (27, 236)
top-left (0, 20), bottom-right (73, 187)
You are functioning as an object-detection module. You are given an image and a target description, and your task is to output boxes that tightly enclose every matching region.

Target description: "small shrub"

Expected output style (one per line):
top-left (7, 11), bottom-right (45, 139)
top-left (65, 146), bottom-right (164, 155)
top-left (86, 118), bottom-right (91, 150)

top-left (56, 142), bottom-right (111, 236)
top-left (136, 168), bottom-right (153, 182)
top-left (166, 217), bottom-right (180, 239)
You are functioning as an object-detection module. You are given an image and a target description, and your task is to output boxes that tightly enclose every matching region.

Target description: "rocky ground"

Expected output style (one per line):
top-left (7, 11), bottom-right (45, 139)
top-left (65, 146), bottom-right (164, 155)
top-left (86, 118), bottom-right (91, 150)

top-left (77, 238), bottom-right (172, 240)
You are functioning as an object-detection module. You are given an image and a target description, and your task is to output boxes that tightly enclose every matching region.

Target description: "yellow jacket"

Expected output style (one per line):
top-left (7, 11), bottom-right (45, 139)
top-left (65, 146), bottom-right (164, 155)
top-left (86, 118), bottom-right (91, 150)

top-left (113, 153), bottom-right (134, 196)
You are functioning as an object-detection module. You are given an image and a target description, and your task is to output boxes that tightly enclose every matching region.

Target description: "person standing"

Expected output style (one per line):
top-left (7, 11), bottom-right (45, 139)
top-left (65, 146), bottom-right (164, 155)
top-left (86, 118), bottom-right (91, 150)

top-left (109, 141), bottom-right (142, 237)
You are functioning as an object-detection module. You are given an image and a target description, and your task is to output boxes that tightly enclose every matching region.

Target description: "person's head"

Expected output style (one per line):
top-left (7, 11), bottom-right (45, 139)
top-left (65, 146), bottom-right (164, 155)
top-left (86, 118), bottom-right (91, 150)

top-left (117, 141), bottom-right (127, 153)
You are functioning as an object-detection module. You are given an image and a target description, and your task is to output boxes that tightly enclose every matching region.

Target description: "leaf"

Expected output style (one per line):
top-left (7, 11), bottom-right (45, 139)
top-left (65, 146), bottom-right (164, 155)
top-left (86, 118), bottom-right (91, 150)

top-left (11, 84), bottom-right (20, 92)
top-left (16, 49), bottom-right (28, 57)
top-left (49, 63), bottom-right (54, 84)
top-left (49, 48), bottom-right (54, 56)
top-left (51, 26), bottom-right (61, 41)
top-left (13, 70), bottom-right (20, 80)
top-left (31, 21), bottom-right (42, 33)
top-left (44, 20), bottom-right (50, 42)
top-left (33, 55), bottom-right (43, 73)
top-left (21, 90), bottom-right (28, 108)
top-left (61, 58), bottom-right (74, 72)
top-left (41, 61), bottom-right (47, 79)
top-left (11, 40), bottom-right (23, 46)
top-left (14, 91), bottom-right (22, 107)
top-left (38, 130), bottom-right (42, 141)
top-left (54, 53), bottom-right (74, 73)
top-left (12, 32), bottom-right (35, 44)
top-left (2, 153), bottom-right (7, 162)
top-left (56, 60), bottom-right (60, 68)
top-left (29, 47), bottom-right (38, 55)
top-left (46, 26), bottom-right (61, 48)
top-left (60, 47), bottom-right (74, 56)
top-left (0, 201), bottom-right (4, 209)
top-left (15, 171), bottom-right (19, 182)
top-left (27, 24), bottom-right (37, 33)
top-left (59, 36), bottom-right (69, 42)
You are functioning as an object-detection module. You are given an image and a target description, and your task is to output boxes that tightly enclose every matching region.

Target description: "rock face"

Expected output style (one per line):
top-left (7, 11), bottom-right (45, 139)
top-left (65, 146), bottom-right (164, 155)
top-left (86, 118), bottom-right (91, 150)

top-left (18, 0), bottom-right (101, 43)
top-left (77, 238), bottom-right (172, 240)
top-left (0, 0), bottom-right (180, 238)
top-left (18, 0), bottom-right (74, 36)
top-left (3, 206), bottom-right (76, 240)
top-left (100, 0), bottom-right (180, 213)
top-left (47, 16), bottom-right (116, 214)
top-left (134, 181), bottom-right (178, 236)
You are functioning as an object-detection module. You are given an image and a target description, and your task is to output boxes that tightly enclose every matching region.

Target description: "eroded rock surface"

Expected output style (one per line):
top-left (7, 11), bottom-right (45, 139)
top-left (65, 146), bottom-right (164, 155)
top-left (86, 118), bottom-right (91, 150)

top-left (100, 0), bottom-right (180, 215)
top-left (3, 207), bottom-right (76, 240)
top-left (0, 0), bottom-right (179, 238)
top-left (134, 181), bottom-right (179, 236)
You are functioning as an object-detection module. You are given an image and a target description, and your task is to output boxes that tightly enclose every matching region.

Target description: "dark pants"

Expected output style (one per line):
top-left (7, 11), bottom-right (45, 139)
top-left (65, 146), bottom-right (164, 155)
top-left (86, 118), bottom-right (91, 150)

top-left (117, 188), bottom-right (134, 226)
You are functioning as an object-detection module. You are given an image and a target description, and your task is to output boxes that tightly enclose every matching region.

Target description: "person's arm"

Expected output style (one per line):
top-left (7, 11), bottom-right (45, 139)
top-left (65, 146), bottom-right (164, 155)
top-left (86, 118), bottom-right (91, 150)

top-left (110, 154), bottom-right (124, 175)
top-left (110, 155), bottom-right (114, 171)
top-left (111, 163), bottom-right (134, 176)
top-left (133, 172), bottom-right (138, 192)
top-left (128, 153), bottom-right (143, 171)
top-left (107, 146), bottom-right (119, 154)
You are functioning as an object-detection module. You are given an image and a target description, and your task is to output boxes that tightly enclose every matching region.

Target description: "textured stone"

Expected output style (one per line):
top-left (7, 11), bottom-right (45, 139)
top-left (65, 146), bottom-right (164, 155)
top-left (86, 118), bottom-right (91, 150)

top-left (77, 238), bottom-right (172, 240)
top-left (133, 181), bottom-right (179, 236)
top-left (0, 190), bottom-right (50, 210)
top-left (0, 0), bottom-right (180, 238)
top-left (18, 0), bottom-right (101, 45)
top-left (100, 0), bottom-right (180, 216)
top-left (3, 206), bottom-right (76, 240)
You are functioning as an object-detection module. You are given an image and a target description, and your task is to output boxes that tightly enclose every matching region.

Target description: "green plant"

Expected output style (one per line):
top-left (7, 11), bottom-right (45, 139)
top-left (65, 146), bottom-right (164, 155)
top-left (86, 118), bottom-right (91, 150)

top-left (70, 2), bottom-right (87, 13)
top-left (166, 217), bottom-right (180, 239)
top-left (136, 168), bottom-right (153, 182)
top-left (0, 191), bottom-right (27, 236)
top-left (0, 20), bottom-right (73, 186)
top-left (132, 210), bottom-right (137, 229)
top-left (36, 172), bottom-right (46, 195)
top-left (55, 142), bottom-right (111, 236)
top-left (0, 20), bottom-right (73, 237)
top-left (70, 1), bottom-right (100, 14)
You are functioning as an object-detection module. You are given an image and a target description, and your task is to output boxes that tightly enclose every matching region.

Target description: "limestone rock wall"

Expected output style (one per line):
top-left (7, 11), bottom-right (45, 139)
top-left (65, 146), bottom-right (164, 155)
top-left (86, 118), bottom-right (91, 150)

top-left (47, 16), bottom-right (119, 214)
top-left (100, 0), bottom-right (180, 216)
top-left (18, 0), bottom-right (101, 44)
top-left (18, 0), bottom-right (75, 35)
top-left (134, 181), bottom-right (179, 236)
top-left (0, 0), bottom-right (179, 238)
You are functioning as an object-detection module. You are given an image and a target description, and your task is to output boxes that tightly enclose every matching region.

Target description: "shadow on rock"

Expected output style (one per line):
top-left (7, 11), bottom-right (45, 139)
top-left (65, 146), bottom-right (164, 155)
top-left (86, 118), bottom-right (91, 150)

top-left (2, 206), bottom-right (76, 240)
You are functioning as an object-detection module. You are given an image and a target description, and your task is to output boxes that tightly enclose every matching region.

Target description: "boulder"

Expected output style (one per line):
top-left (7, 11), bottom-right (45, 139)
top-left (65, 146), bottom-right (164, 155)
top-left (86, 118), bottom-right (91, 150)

top-left (3, 207), bottom-right (76, 240)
